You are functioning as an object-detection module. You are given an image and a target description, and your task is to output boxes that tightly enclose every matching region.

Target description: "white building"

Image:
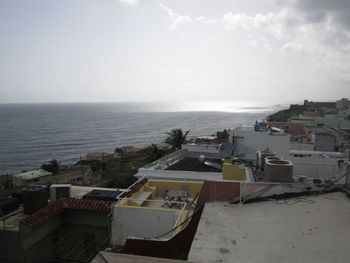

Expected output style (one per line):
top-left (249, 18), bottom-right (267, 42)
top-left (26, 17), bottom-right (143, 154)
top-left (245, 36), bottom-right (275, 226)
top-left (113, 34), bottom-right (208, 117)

top-left (233, 126), bottom-right (346, 180)
top-left (12, 169), bottom-right (53, 187)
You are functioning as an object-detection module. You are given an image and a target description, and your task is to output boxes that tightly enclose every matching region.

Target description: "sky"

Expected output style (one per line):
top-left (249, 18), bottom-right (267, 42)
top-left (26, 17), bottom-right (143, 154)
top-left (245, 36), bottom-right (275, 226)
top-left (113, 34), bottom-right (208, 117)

top-left (0, 0), bottom-right (349, 104)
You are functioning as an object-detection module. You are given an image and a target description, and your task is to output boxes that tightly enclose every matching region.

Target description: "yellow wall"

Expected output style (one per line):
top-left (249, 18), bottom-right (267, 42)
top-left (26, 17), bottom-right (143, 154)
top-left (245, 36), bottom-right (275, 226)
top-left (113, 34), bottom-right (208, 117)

top-left (118, 179), bottom-right (203, 207)
top-left (222, 163), bottom-right (246, 181)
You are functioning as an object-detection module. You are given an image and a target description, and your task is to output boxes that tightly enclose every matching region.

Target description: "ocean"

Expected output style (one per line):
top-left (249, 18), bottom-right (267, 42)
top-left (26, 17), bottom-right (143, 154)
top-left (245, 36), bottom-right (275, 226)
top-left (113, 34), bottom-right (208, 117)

top-left (0, 101), bottom-right (286, 175)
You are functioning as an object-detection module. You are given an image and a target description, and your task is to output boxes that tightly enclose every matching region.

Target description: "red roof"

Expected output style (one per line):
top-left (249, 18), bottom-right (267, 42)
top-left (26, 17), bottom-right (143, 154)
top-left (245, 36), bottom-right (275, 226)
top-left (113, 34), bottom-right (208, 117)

top-left (20, 198), bottom-right (112, 229)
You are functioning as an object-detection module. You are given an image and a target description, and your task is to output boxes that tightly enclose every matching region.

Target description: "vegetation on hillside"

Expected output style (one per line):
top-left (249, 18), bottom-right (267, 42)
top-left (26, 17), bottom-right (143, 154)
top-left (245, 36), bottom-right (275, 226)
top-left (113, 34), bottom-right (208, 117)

top-left (41, 159), bottom-right (60, 175)
top-left (114, 147), bottom-right (124, 156)
top-left (268, 108), bottom-right (304, 122)
top-left (143, 143), bottom-right (167, 163)
top-left (74, 159), bottom-right (105, 172)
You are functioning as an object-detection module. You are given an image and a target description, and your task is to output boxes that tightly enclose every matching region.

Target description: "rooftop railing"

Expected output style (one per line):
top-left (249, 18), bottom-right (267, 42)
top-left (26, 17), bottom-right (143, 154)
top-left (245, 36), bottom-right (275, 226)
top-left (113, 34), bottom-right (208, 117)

top-left (142, 149), bottom-right (188, 170)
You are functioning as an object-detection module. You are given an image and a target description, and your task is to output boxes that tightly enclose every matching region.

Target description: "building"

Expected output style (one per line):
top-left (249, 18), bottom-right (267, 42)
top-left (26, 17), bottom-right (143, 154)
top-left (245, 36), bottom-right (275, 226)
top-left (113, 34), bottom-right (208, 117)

top-left (12, 169), bottom-right (53, 187)
top-left (314, 114), bottom-right (350, 128)
top-left (303, 99), bottom-right (336, 109)
top-left (303, 107), bottom-right (322, 117)
top-left (111, 177), bottom-right (203, 247)
top-left (53, 165), bottom-right (100, 185)
top-left (233, 126), bottom-right (347, 180)
top-left (337, 109), bottom-right (350, 119)
top-left (86, 152), bottom-right (115, 162)
top-left (0, 184), bottom-right (126, 263)
top-left (269, 122), bottom-right (307, 142)
top-left (233, 125), bottom-right (291, 160)
top-left (336, 98), bottom-right (350, 110)
top-left (92, 162), bottom-right (350, 262)
top-left (136, 144), bottom-right (254, 182)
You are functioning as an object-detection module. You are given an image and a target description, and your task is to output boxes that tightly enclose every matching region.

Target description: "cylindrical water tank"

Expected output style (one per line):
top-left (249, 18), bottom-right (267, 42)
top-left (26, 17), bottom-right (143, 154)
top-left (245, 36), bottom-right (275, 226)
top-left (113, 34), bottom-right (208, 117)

top-left (264, 160), bottom-right (294, 183)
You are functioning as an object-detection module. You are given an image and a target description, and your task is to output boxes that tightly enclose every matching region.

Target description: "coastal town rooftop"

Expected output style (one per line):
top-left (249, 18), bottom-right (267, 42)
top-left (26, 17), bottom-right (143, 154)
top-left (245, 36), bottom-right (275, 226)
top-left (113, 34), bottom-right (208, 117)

top-left (188, 191), bottom-right (350, 263)
top-left (136, 145), bottom-right (225, 181)
top-left (111, 177), bottom-right (203, 246)
top-left (12, 169), bottom-right (52, 180)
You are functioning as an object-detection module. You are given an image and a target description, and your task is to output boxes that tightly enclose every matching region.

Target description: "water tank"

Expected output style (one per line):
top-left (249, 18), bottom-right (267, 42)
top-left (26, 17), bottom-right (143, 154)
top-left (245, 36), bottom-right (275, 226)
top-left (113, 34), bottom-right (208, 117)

top-left (22, 185), bottom-right (48, 214)
top-left (265, 156), bottom-right (282, 164)
top-left (50, 184), bottom-right (71, 202)
top-left (264, 160), bottom-right (294, 183)
top-left (256, 150), bottom-right (275, 169)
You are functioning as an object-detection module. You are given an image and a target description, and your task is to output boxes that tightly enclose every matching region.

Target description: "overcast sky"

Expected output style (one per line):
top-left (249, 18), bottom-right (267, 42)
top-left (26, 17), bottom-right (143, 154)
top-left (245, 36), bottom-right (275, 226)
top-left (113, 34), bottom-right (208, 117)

top-left (0, 0), bottom-right (349, 104)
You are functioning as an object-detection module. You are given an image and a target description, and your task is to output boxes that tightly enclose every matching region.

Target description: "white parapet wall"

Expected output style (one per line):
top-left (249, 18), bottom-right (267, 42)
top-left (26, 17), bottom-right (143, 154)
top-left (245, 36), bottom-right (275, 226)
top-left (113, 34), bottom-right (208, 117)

top-left (182, 144), bottom-right (220, 154)
top-left (289, 156), bottom-right (341, 179)
top-left (234, 128), bottom-right (291, 160)
top-left (111, 206), bottom-right (180, 246)
top-left (136, 169), bottom-right (222, 181)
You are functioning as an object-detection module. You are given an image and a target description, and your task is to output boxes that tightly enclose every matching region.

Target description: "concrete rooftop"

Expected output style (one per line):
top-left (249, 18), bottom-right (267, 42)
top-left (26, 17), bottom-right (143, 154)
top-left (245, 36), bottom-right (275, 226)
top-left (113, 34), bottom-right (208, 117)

top-left (189, 191), bottom-right (350, 263)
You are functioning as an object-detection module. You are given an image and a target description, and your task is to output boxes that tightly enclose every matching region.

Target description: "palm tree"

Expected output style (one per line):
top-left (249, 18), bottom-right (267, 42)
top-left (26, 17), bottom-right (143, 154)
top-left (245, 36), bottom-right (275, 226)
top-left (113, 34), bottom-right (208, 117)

top-left (165, 129), bottom-right (190, 149)
top-left (41, 159), bottom-right (59, 175)
top-left (145, 144), bottom-right (165, 162)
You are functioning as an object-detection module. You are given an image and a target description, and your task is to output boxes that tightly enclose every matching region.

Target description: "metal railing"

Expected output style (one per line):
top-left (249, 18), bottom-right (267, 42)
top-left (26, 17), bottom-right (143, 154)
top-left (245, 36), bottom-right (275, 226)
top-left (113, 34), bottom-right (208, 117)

top-left (142, 149), bottom-right (187, 170)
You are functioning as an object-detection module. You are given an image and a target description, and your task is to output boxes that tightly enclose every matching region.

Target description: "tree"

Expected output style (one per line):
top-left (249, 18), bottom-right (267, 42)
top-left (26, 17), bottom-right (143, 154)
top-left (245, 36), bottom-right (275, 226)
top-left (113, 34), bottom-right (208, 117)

top-left (165, 128), bottom-right (190, 149)
top-left (144, 144), bottom-right (166, 163)
top-left (41, 159), bottom-right (59, 175)
top-left (114, 147), bottom-right (124, 157)
top-left (216, 129), bottom-right (229, 140)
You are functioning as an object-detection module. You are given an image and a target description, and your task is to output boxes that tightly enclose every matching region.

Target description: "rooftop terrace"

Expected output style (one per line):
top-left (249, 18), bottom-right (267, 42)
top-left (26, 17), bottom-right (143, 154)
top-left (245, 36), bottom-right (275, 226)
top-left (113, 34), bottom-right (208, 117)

top-left (111, 179), bottom-right (204, 246)
top-left (189, 191), bottom-right (350, 263)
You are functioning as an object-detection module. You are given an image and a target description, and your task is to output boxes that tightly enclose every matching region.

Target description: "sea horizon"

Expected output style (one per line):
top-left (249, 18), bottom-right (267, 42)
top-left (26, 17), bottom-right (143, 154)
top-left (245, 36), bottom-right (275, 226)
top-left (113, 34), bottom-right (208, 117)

top-left (0, 101), bottom-right (288, 175)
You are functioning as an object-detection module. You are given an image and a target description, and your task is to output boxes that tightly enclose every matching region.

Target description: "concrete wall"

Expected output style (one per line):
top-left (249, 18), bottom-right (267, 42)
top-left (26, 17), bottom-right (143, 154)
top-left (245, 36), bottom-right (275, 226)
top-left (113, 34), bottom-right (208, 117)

top-left (314, 134), bottom-right (336, 152)
top-left (111, 207), bottom-right (180, 246)
top-left (0, 230), bottom-right (24, 263)
top-left (290, 143), bottom-right (314, 151)
top-left (196, 181), bottom-right (241, 209)
top-left (289, 156), bottom-right (340, 178)
top-left (234, 129), bottom-right (290, 160)
top-left (64, 210), bottom-right (109, 228)
top-left (19, 215), bottom-right (63, 251)
top-left (182, 144), bottom-right (220, 154)
top-left (136, 168), bottom-right (222, 181)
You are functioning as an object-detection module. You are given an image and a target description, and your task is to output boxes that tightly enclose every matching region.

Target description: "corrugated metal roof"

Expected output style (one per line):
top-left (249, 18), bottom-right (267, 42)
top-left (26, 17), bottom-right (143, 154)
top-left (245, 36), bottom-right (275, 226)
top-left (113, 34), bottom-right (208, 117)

top-left (20, 198), bottom-right (112, 229)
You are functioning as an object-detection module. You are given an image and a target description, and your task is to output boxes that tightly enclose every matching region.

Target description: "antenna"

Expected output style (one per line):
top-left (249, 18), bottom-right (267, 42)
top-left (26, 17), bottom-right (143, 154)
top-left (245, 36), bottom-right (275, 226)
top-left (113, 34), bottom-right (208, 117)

top-left (219, 142), bottom-right (233, 159)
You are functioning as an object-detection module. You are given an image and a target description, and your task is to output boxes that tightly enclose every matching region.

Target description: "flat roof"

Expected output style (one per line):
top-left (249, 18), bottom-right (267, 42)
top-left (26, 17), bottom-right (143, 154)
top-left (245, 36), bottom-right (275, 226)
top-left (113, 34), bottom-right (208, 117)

top-left (189, 192), bottom-right (350, 263)
top-left (93, 252), bottom-right (194, 263)
top-left (70, 186), bottom-right (126, 199)
top-left (289, 150), bottom-right (343, 156)
top-left (12, 169), bottom-right (51, 180)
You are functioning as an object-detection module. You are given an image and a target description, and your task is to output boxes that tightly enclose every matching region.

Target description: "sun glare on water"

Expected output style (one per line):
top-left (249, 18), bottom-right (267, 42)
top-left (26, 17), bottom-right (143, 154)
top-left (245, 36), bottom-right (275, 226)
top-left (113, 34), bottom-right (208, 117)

top-left (151, 101), bottom-right (275, 113)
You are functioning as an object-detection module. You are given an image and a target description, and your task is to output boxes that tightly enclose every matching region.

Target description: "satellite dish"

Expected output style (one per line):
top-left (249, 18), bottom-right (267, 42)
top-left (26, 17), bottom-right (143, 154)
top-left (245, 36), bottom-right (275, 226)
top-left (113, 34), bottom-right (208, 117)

top-left (219, 142), bottom-right (233, 159)
top-left (198, 154), bottom-right (205, 164)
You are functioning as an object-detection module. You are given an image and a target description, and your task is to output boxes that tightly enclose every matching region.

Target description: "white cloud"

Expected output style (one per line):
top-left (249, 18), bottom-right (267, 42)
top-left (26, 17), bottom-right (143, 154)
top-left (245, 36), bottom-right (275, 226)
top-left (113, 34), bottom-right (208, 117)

top-left (196, 16), bottom-right (217, 26)
top-left (158, 4), bottom-right (218, 30)
top-left (222, 6), bottom-right (350, 83)
top-left (117, 0), bottom-right (138, 7)
top-left (159, 3), bottom-right (192, 30)
top-left (222, 10), bottom-right (303, 39)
